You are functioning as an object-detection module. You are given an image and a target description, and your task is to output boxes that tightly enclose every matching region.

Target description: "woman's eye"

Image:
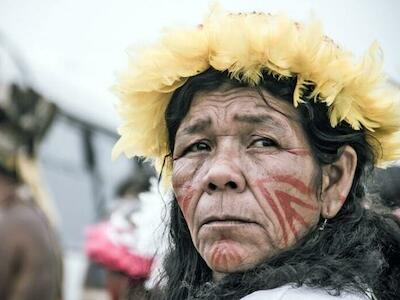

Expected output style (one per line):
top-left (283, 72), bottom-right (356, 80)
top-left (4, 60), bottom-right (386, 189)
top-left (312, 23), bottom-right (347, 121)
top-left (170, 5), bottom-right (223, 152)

top-left (185, 141), bottom-right (211, 154)
top-left (250, 137), bottom-right (277, 148)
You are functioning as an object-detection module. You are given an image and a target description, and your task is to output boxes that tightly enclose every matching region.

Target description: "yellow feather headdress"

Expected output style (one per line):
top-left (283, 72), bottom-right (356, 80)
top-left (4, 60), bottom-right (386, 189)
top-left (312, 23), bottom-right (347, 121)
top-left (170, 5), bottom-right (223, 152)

top-left (112, 6), bottom-right (400, 184)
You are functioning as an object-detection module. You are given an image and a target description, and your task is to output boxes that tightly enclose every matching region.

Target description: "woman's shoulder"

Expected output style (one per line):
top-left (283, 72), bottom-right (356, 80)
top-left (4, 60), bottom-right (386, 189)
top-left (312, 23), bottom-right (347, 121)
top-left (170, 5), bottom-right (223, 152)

top-left (241, 285), bottom-right (371, 300)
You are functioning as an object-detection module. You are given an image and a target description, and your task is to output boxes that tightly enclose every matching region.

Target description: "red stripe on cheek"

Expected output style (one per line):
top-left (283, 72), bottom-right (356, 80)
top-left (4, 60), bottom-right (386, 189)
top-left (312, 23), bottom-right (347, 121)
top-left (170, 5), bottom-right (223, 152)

top-left (272, 175), bottom-right (312, 194)
top-left (276, 190), bottom-right (318, 211)
top-left (274, 190), bottom-right (318, 239)
top-left (286, 149), bottom-right (311, 157)
top-left (256, 180), bottom-right (289, 245)
top-left (176, 185), bottom-right (194, 217)
top-left (256, 175), bottom-right (318, 245)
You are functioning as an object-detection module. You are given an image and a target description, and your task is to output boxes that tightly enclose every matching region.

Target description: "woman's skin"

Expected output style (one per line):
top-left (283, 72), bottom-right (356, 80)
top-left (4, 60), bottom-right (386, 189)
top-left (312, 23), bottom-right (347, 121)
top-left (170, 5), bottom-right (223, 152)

top-left (171, 85), bottom-right (356, 280)
top-left (171, 85), bottom-right (319, 276)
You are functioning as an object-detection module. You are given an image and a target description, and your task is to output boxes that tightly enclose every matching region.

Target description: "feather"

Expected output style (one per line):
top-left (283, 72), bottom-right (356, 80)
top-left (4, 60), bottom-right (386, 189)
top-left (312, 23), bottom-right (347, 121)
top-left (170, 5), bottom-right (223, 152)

top-left (112, 5), bottom-right (400, 187)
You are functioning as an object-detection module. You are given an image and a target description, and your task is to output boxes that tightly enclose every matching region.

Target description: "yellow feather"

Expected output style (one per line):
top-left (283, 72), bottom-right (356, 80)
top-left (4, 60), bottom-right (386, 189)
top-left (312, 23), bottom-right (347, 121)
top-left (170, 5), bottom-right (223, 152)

top-left (113, 5), bottom-right (400, 187)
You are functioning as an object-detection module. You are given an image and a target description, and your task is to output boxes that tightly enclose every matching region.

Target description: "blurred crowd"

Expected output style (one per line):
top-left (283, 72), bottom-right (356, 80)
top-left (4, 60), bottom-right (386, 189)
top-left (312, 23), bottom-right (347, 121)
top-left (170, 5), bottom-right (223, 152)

top-left (0, 76), bottom-right (167, 299)
top-left (0, 38), bottom-right (168, 300)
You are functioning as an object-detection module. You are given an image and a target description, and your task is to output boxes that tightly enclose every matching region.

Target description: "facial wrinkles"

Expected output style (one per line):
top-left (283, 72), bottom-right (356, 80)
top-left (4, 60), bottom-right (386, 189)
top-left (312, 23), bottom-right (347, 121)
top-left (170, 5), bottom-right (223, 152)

top-left (173, 91), bottom-right (269, 222)
top-left (172, 86), bottom-right (322, 269)
top-left (177, 144), bottom-right (318, 248)
top-left (173, 157), bottom-right (206, 222)
top-left (201, 136), bottom-right (244, 210)
top-left (240, 149), bottom-right (319, 246)
top-left (190, 148), bottom-right (319, 266)
top-left (254, 174), bottom-right (319, 247)
top-left (176, 121), bottom-right (292, 157)
top-left (174, 136), bottom-right (245, 236)
top-left (210, 240), bottom-right (244, 271)
top-left (184, 88), bottom-right (295, 136)
top-left (192, 141), bottom-right (317, 248)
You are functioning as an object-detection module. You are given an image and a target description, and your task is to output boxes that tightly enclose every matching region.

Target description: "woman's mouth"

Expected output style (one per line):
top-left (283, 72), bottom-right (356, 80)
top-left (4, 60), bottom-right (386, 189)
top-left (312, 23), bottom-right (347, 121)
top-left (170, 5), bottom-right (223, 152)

top-left (201, 216), bottom-right (258, 228)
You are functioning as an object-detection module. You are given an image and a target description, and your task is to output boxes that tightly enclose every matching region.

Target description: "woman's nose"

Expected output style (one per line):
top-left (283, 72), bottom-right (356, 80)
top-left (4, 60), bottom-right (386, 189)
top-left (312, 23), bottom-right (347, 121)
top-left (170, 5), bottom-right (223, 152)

top-left (202, 158), bottom-right (246, 194)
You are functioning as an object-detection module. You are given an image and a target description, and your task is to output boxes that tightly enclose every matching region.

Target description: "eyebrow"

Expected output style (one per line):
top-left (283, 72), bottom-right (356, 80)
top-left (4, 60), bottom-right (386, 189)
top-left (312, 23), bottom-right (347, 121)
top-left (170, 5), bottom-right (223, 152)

top-left (182, 118), bottom-right (212, 134)
top-left (233, 113), bottom-right (290, 137)
top-left (180, 113), bottom-right (289, 135)
top-left (233, 113), bottom-right (287, 128)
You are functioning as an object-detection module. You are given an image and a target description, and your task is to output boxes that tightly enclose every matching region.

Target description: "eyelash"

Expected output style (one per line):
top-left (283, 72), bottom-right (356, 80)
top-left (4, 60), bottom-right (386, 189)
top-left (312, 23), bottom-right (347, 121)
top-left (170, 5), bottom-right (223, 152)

top-left (182, 140), bottom-right (211, 156)
top-left (181, 136), bottom-right (277, 155)
top-left (249, 136), bottom-right (278, 148)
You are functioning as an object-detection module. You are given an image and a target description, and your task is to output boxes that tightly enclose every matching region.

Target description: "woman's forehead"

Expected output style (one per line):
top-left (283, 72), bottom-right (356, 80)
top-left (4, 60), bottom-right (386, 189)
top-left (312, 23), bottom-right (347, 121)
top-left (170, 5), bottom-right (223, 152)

top-left (175, 85), bottom-right (304, 140)
top-left (187, 85), bottom-right (299, 123)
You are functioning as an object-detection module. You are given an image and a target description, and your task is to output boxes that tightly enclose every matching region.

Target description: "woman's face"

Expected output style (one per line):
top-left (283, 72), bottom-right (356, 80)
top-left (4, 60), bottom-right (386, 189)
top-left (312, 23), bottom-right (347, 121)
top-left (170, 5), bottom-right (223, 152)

top-left (172, 85), bottom-right (322, 278)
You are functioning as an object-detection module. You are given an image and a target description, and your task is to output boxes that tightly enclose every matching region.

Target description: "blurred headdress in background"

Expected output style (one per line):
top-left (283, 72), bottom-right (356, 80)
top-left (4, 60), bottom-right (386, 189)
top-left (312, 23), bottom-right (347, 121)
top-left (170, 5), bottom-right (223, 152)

top-left (0, 84), bottom-right (57, 176)
top-left (0, 32), bottom-right (58, 224)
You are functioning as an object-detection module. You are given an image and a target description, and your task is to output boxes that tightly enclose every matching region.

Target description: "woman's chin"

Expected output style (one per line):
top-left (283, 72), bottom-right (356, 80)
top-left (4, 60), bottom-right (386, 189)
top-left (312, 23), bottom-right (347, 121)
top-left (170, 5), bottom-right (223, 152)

top-left (205, 241), bottom-right (259, 275)
top-left (203, 238), bottom-right (280, 277)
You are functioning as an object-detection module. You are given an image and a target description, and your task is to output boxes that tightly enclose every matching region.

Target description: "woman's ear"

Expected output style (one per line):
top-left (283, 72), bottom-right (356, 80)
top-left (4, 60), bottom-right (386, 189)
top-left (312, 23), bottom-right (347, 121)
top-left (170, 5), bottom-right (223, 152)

top-left (320, 145), bottom-right (357, 219)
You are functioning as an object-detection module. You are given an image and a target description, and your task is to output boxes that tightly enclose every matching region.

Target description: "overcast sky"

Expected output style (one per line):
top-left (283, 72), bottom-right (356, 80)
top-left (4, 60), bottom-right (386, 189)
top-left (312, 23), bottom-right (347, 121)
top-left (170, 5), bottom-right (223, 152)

top-left (0, 0), bottom-right (399, 130)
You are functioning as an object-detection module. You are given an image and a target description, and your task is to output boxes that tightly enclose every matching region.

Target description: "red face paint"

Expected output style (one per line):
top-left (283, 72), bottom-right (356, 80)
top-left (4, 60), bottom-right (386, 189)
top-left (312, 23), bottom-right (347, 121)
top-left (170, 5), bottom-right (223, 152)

top-left (210, 243), bottom-right (243, 270)
top-left (339, 194), bottom-right (346, 204)
top-left (271, 175), bottom-right (312, 195)
top-left (171, 86), bottom-right (323, 275)
top-left (257, 175), bottom-right (318, 245)
top-left (257, 181), bottom-right (289, 244)
top-left (274, 190), bottom-right (317, 238)
top-left (286, 148), bottom-right (311, 157)
top-left (176, 183), bottom-right (194, 217)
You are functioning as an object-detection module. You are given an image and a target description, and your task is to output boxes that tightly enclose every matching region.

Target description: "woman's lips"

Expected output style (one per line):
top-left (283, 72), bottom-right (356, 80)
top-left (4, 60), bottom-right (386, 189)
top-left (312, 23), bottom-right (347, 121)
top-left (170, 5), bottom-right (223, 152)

top-left (203, 220), bottom-right (256, 227)
top-left (201, 216), bottom-right (258, 228)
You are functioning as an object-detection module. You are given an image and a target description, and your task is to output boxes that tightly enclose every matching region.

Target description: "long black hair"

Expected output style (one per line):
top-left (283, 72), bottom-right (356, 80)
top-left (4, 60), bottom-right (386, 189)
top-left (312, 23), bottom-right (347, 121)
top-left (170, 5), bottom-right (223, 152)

top-left (155, 68), bottom-right (400, 300)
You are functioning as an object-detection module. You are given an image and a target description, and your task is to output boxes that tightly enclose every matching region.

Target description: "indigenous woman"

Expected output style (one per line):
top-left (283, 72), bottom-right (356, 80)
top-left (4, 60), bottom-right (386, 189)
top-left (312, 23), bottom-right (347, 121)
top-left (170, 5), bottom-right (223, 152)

top-left (113, 6), bottom-right (400, 300)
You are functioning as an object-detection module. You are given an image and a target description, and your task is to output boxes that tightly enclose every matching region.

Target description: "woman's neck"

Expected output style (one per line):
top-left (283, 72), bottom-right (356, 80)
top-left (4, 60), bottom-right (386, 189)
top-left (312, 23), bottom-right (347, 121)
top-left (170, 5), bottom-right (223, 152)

top-left (212, 271), bottom-right (226, 282)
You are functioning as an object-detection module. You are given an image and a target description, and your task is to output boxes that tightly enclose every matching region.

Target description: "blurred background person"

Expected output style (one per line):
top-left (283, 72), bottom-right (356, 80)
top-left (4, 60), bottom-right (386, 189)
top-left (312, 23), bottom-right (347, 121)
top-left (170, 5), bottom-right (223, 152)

top-left (370, 166), bottom-right (400, 219)
top-left (0, 81), bottom-right (62, 299)
top-left (85, 161), bottom-right (163, 300)
top-left (367, 166), bottom-right (400, 297)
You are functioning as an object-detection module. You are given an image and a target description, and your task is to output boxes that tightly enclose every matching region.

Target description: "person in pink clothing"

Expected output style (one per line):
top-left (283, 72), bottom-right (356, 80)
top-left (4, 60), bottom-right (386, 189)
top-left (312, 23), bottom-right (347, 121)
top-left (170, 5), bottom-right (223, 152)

top-left (86, 163), bottom-right (156, 300)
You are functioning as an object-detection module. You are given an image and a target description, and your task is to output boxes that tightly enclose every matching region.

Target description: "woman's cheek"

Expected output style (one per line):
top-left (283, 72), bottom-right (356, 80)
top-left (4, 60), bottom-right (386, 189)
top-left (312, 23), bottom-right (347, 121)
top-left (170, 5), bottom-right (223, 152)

top-left (254, 174), bottom-right (320, 247)
top-left (172, 157), bottom-right (204, 222)
top-left (176, 183), bottom-right (194, 219)
top-left (244, 151), bottom-right (320, 247)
